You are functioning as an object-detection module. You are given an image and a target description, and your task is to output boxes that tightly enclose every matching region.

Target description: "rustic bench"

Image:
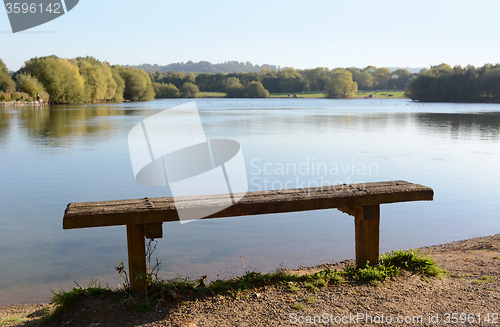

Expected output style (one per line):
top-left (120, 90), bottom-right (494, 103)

top-left (63, 180), bottom-right (433, 293)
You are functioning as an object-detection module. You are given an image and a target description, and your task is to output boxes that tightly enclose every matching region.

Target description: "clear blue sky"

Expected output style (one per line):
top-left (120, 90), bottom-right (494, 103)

top-left (1, 0), bottom-right (499, 71)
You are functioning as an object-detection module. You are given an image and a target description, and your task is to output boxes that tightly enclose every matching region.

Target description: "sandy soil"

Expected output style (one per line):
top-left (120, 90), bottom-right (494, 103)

top-left (1, 234), bottom-right (499, 327)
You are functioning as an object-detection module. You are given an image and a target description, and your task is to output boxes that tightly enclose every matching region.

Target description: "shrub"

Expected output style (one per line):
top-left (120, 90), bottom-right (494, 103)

top-left (153, 82), bottom-right (180, 98)
top-left (180, 82), bottom-right (199, 98)
top-left (225, 77), bottom-right (246, 98)
top-left (0, 91), bottom-right (12, 101)
top-left (245, 81), bottom-right (269, 98)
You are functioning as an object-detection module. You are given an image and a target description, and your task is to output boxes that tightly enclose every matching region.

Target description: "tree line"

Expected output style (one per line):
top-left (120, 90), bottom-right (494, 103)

top-left (0, 56), bottom-right (155, 104)
top-left (405, 63), bottom-right (500, 102)
top-left (149, 66), bottom-right (414, 97)
top-left (135, 60), bottom-right (280, 74)
top-left (3, 56), bottom-right (499, 102)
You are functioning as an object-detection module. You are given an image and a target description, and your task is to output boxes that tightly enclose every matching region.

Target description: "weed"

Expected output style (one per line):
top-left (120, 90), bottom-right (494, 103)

top-left (306, 296), bottom-right (316, 304)
top-left (239, 253), bottom-right (248, 272)
top-left (282, 281), bottom-right (301, 292)
top-left (290, 303), bottom-right (306, 310)
top-left (457, 273), bottom-right (472, 278)
top-left (472, 276), bottom-right (497, 284)
top-left (344, 264), bottom-right (397, 285)
top-left (381, 249), bottom-right (445, 279)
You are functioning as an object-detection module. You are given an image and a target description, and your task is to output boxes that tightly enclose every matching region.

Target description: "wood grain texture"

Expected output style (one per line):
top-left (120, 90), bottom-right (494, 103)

top-left (63, 180), bottom-right (433, 229)
top-left (354, 205), bottom-right (381, 266)
top-left (126, 224), bottom-right (147, 293)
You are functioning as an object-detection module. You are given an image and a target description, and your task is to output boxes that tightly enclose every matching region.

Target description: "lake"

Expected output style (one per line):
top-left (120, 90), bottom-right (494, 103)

top-left (0, 98), bottom-right (499, 305)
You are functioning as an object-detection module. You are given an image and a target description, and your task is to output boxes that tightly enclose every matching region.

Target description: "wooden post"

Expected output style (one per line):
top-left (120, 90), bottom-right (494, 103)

top-left (126, 224), bottom-right (147, 293)
top-left (354, 205), bottom-right (380, 266)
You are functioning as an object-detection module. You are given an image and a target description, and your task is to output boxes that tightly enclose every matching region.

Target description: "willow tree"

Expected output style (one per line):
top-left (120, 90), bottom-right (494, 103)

top-left (16, 73), bottom-right (49, 101)
top-left (110, 66), bottom-right (125, 102)
top-left (76, 59), bottom-right (107, 101)
top-left (75, 57), bottom-right (118, 101)
top-left (21, 56), bottom-right (86, 103)
top-left (0, 58), bottom-right (16, 92)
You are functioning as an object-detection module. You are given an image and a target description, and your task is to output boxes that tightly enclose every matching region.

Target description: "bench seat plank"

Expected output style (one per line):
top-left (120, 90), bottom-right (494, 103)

top-left (64, 180), bottom-right (433, 229)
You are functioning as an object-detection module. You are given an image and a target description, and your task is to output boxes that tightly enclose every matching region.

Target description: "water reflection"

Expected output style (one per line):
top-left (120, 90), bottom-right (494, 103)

top-left (0, 110), bottom-right (11, 141)
top-left (15, 106), bottom-right (126, 146)
top-left (416, 112), bottom-right (500, 140)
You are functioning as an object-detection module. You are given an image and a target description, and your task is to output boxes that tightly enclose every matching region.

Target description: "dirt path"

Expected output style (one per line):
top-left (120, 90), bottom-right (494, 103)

top-left (1, 234), bottom-right (499, 327)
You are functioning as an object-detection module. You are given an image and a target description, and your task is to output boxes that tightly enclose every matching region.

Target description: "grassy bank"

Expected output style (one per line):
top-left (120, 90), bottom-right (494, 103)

top-left (183, 90), bottom-right (407, 99)
top-left (267, 90), bottom-right (407, 99)
top-left (196, 92), bottom-right (226, 98)
top-left (270, 92), bottom-right (326, 98)
top-left (354, 89), bottom-right (406, 99)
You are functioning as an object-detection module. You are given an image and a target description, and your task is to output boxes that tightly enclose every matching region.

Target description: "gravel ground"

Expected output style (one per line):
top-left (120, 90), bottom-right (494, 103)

top-left (1, 234), bottom-right (499, 327)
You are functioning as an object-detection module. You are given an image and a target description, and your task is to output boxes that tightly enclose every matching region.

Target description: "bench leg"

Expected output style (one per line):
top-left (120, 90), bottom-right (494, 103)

top-left (354, 205), bottom-right (380, 266)
top-left (126, 224), bottom-right (147, 293)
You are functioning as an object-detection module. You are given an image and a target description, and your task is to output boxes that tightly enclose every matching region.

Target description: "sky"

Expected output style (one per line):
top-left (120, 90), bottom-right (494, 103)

top-left (1, 0), bottom-right (500, 72)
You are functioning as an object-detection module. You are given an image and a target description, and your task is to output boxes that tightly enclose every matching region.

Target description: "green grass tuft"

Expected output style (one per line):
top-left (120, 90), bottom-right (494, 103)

top-left (44, 278), bottom-right (111, 322)
top-left (0, 316), bottom-right (27, 326)
top-left (290, 303), bottom-right (306, 310)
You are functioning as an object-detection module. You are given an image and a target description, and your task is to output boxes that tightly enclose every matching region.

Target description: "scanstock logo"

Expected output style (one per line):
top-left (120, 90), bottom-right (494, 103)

top-left (4, 0), bottom-right (79, 33)
top-left (128, 102), bottom-right (248, 223)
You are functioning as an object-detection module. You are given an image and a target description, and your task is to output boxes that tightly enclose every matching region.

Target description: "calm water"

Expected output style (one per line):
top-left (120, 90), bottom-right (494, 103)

top-left (1, 98), bottom-right (499, 305)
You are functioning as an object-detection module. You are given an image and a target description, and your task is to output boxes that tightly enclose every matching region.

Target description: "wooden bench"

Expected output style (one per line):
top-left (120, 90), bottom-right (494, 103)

top-left (63, 180), bottom-right (433, 293)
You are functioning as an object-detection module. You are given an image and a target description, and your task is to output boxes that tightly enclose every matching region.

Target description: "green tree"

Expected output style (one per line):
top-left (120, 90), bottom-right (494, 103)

top-left (76, 59), bottom-right (107, 101)
top-left (75, 57), bottom-right (118, 101)
top-left (0, 58), bottom-right (16, 92)
top-left (180, 82), bottom-right (199, 98)
top-left (389, 69), bottom-right (412, 90)
top-left (16, 73), bottom-right (49, 101)
top-left (303, 67), bottom-right (328, 91)
top-left (363, 65), bottom-right (377, 75)
top-left (261, 70), bottom-right (280, 93)
top-left (183, 72), bottom-right (196, 84)
top-left (478, 65), bottom-right (500, 98)
top-left (373, 67), bottom-right (392, 89)
top-left (0, 58), bottom-right (8, 74)
top-left (117, 66), bottom-right (155, 101)
top-left (153, 82), bottom-right (180, 98)
top-left (278, 68), bottom-right (304, 92)
top-left (245, 81), bottom-right (269, 98)
top-left (110, 66), bottom-right (125, 102)
top-left (162, 71), bottom-right (186, 88)
top-left (348, 68), bottom-right (374, 90)
top-left (225, 77), bottom-right (245, 98)
top-left (405, 63), bottom-right (482, 102)
top-left (101, 62), bottom-right (117, 100)
top-left (324, 69), bottom-right (358, 98)
top-left (21, 56), bottom-right (86, 103)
